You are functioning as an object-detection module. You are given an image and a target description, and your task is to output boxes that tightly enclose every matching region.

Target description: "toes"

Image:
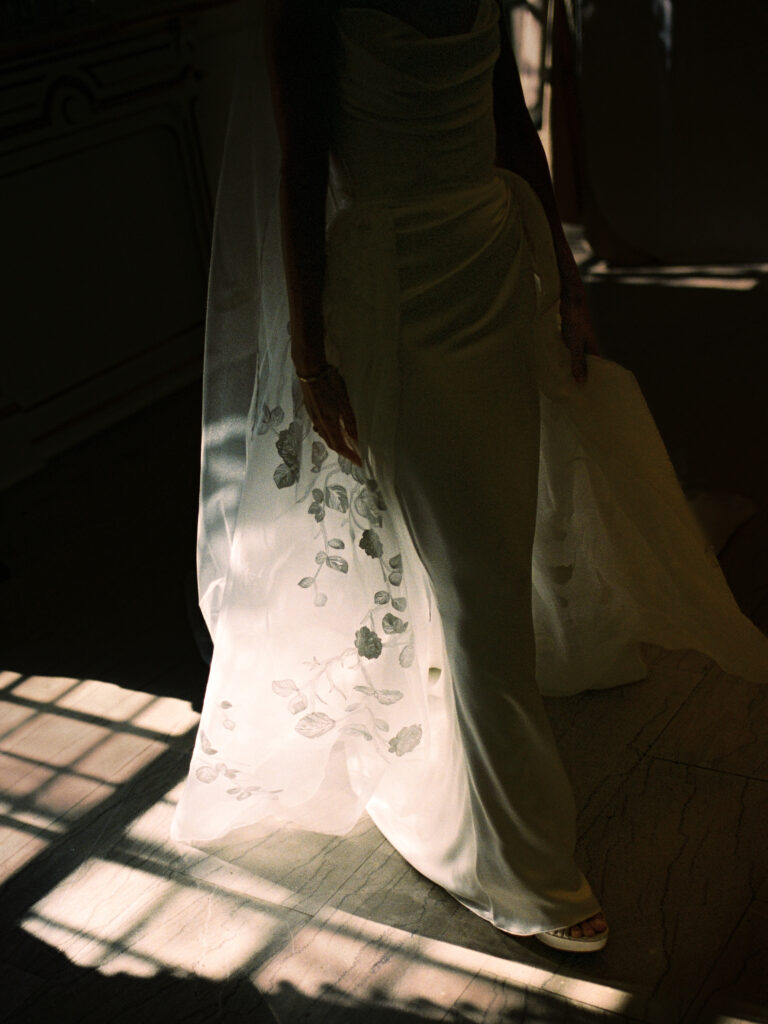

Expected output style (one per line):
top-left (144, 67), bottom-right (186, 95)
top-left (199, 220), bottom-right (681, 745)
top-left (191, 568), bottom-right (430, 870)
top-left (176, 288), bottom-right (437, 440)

top-left (568, 913), bottom-right (607, 939)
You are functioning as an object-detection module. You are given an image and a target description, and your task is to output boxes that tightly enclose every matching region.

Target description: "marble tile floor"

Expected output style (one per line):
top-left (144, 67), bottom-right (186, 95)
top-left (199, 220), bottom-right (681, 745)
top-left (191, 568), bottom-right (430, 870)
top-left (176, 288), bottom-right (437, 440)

top-left (1, 645), bottom-right (768, 1024)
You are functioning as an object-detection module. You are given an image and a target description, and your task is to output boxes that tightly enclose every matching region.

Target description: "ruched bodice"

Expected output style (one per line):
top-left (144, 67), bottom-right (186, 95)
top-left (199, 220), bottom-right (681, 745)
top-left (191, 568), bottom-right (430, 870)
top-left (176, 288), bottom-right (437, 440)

top-left (332, 0), bottom-right (500, 199)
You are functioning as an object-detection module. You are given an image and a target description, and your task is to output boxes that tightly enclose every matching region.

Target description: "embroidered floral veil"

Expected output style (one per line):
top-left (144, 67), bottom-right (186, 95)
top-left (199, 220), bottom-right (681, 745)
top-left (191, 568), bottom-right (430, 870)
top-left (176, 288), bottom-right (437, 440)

top-left (174, 9), bottom-right (438, 841)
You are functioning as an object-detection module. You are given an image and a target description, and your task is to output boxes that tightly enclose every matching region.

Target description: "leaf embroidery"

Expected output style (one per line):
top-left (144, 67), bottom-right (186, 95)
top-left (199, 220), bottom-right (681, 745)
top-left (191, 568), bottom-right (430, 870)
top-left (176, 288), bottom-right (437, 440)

top-left (359, 528), bottom-right (384, 558)
top-left (382, 613), bottom-right (408, 634)
top-left (546, 563), bottom-right (575, 584)
top-left (199, 730), bottom-right (218, 756)
top-left (256, 403), bottom-right (285, 436)
top-left (354, 487), bottom-right (384, 527)
top-left (296, 712), bottom-right (336, 738)
top-left (355, 627), bottom-right (383, 660)
top-left (342, 724), bottom-right (373, 740)
top-left (326, 555), bottom-right (349, 574)
top-left (311, 440), bottom-right (329, 472)
top-left (376, 689), bottom-right (404, 705)
top-left (338, 455), bottom-right (367, 484)
top-left (274, 463), bottom-right (298, 489)
top-left (288, 692), bottom-right (308, 714)
top-left (388, 724), bottom-right (423, 756)
top-left (272, 679), bottom-right (298, 696)
top-left (274, 420), bottom-right (302, 488)
top-left (325, 484), bottom-right (350, 513)
top-left (276, 422), bottom-right (301, 471)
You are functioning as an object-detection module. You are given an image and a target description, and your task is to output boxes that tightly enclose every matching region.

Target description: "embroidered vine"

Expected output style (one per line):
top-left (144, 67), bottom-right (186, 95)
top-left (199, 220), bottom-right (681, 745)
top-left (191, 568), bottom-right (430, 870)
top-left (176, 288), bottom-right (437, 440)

top-left (193, 703), bottom-right (284, 800)
top-left (267, 409), bottom-right (422, 756)
top-left (193, 404), bottom-right (424, 802)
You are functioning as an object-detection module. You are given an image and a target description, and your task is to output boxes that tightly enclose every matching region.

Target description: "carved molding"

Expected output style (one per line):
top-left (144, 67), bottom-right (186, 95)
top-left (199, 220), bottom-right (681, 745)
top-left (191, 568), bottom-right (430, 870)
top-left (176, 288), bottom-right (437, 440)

top-left (0, 7), bottom-right (235, 488)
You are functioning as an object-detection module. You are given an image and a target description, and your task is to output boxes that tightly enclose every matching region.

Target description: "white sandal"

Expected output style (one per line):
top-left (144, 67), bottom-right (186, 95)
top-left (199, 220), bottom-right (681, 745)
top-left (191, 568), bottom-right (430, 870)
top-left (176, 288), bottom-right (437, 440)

top-left (536, 921), bottom-right (609, 953)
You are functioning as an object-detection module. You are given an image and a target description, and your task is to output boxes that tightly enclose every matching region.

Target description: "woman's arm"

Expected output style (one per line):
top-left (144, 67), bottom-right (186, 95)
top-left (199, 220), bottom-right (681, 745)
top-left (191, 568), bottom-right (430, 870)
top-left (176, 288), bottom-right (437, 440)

top-left (265, 0), bottom-right (360, 462)
top-left (265, 0), bottom-right (334, 378)
top-left (493, 5), bottom-right (599, 379)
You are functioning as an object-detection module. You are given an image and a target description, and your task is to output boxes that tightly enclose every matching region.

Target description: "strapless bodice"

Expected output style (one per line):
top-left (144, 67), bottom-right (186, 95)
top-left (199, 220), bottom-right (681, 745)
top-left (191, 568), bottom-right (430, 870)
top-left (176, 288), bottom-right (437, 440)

top-left (332, 0), bottom-right (500, 200)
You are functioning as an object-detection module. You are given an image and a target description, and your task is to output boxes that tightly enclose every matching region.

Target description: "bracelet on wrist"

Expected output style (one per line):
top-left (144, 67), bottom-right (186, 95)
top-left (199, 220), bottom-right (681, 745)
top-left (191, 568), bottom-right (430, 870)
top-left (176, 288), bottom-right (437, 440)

top-left (296, 364), bottom-right (333, 384)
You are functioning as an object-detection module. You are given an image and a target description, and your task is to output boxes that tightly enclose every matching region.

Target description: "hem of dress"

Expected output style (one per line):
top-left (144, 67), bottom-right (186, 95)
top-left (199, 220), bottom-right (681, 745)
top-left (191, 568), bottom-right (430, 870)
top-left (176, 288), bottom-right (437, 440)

top-left (447, 887), bottom-right (604, 939)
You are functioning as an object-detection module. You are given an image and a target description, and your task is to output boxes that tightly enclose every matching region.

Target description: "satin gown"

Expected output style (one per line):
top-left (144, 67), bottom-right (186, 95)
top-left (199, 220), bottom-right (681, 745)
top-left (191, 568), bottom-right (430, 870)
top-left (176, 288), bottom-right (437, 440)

top-left (171, 0), bottom-right (768, 935)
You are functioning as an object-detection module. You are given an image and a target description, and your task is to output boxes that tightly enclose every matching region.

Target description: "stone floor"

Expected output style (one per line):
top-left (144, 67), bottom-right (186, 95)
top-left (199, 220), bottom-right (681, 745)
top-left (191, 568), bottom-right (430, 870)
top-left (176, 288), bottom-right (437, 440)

top-left (1, 260), bottom-right (767, 1023)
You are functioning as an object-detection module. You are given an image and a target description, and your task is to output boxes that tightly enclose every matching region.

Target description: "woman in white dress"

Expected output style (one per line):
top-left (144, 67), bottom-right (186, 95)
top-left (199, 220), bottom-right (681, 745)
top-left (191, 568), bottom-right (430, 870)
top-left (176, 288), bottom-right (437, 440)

top-left (171, 0), bottom-right (768, 953)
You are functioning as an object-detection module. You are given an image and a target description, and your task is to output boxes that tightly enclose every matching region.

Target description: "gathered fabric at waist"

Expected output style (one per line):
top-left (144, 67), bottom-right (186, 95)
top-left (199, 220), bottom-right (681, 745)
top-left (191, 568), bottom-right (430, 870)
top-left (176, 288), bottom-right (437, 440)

top-left (331, 155), bottom-right (500, 205)
top-left (329, 172), bottom-right (519, 306)
top-left (329, 123), bottom-right (497, 204)
top-left (330, 169), bottom-right (508, 229)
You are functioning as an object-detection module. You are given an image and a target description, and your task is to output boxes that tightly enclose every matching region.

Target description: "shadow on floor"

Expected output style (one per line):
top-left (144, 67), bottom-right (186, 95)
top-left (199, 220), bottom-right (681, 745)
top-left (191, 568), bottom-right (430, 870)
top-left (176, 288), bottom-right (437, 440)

top-left (2, 928), bottom-right (276, 1024)
top-left (3, 925), bottom-right (651, 1024)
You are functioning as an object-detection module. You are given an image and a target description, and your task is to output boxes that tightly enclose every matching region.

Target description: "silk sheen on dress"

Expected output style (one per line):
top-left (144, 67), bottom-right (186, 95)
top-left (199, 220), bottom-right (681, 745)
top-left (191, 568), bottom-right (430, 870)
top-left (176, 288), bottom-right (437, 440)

top-left (172, 0), bottom-right (768, 935)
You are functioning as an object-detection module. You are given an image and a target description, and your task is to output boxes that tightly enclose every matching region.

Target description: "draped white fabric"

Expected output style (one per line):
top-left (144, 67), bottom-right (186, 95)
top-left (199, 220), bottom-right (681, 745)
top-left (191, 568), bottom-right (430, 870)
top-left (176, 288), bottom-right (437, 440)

top-left (172, 1), bottom-right (768, 925)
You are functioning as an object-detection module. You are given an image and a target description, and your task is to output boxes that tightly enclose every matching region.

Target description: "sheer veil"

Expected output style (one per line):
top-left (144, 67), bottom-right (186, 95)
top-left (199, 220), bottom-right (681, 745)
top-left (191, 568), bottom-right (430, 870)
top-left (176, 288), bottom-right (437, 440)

top-left (179, 8), bottom-right (438, 840)
top-left (196, 13), bottom-right (278, 635)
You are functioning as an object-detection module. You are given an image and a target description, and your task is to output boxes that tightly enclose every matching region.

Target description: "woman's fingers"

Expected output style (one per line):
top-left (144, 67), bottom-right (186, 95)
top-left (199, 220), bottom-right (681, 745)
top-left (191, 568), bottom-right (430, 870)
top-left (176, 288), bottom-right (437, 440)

top-left (571, 352), bottom-right (587, 383)
top-left (337, 394), bottom-right (359, 444)
top-left (568, 337), bottom-right (587, 382)
top-left (300, 372), bottom-right (362, 465)
top-left (329, 405), bottom-right (362, 464)
top-left (320, 418), bottom-right (361, 465)
top-left (562, 314), bottom-right (594, 383)
top-left (560, 285), bottom-right (600, 384)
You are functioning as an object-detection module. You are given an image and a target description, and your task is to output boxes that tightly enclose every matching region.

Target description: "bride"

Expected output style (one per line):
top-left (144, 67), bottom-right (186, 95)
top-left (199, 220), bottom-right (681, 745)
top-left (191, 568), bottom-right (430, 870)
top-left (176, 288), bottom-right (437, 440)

top-left (171, 0), bottom-right (768, 953)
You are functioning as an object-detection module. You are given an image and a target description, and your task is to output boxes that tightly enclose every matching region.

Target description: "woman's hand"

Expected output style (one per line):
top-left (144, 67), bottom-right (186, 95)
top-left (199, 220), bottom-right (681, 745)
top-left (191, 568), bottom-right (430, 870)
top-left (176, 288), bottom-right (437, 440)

top-left (299, 365), bottom-right (362, 466)
top-left (559, 270), bottom-right (601, 383)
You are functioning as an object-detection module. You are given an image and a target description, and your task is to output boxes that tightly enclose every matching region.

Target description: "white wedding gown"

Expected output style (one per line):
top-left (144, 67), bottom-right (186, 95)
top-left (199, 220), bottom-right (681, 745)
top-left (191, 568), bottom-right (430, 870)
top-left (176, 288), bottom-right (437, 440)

top-left (171, 0), bottom-right (768, 934)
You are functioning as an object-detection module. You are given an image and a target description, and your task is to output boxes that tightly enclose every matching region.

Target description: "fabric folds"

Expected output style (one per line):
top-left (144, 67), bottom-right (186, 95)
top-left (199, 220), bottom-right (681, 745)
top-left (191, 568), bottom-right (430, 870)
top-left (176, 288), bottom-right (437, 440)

top-left (172, 0), bottom-right (768, 934)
